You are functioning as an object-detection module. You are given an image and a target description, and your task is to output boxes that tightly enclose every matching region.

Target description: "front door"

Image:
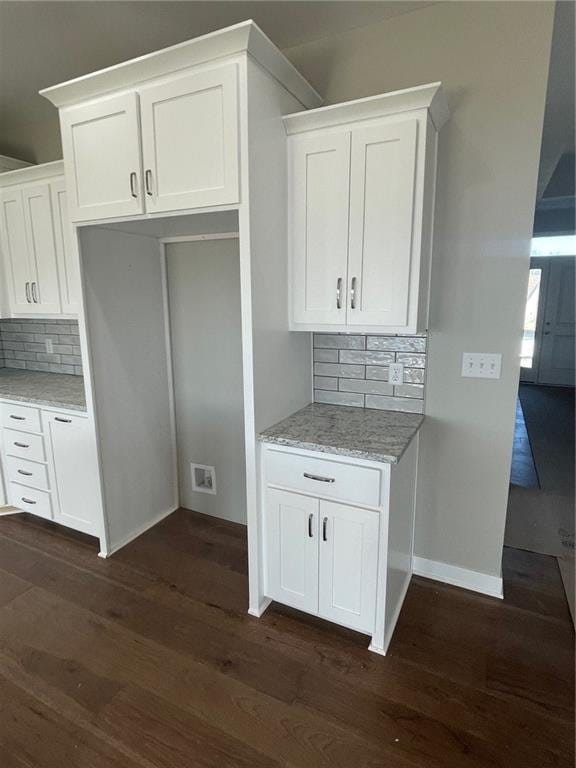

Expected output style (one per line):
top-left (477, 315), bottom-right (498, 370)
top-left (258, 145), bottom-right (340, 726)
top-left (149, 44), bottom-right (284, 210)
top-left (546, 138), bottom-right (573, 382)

top-left (538, 256), bottom-right (575, 386)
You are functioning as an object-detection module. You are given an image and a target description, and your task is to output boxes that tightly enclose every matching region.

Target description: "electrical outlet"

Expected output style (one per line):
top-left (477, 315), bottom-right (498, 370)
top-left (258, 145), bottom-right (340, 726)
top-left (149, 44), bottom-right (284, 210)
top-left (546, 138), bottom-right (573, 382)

top-left (388, 362), bottom-right (404, 385)
top-left (45, 338), bottom-right (54, 354)
top-left (461, 353), bottom-right (502, 379)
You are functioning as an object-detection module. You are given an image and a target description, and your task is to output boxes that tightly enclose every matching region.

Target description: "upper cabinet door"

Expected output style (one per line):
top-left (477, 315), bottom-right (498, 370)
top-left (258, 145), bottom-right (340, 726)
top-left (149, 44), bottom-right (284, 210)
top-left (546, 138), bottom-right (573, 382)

top-left (319, 500), bottom-right (379, 634)
top-left (21, 184), bottom-right (61, 314)
top-left (0, 189), bottom-right (32, 313)
top-left (60, 92), bottom-right (144, 222)
top-left (290, 132), bottom-right (351, 326)
top-left (139, 64), bottom-right (239, 213)
top-left (50, 180), bottom-right (81, 314)
top-left (347, 120), bottom-right (418, 328)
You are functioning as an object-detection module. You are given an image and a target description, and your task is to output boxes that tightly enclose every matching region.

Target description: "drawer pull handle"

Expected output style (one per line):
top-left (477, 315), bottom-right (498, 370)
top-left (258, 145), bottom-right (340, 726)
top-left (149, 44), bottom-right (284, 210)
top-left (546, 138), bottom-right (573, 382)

top-left (303, 472), bottom-right (335, 484)
top-left (9, 415), bottom-right (26, 421)
top-left (17, 470), bottom-right (33, 477)
top-left (14, 442), bottom-right (29, 449)
top-left (21, 497), bottom-right (36, 505)
top-left (322, 516), bottom-right (328, 542)
top-left (308, 513), bottom-right (313, 538)
top-left (55, 417), bottom-right (72, 423)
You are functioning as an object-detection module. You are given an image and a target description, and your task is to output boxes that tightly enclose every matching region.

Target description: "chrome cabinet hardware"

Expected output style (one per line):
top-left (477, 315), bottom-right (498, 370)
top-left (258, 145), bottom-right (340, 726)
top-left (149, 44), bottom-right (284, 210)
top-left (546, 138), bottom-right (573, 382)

top-left (21, 497), bottom-right (36, 505)
top-left (350, 276), bottom-right (357, 309)
top-left (129, 171), bottom-right (138, 198)
top-left (9, 415), bottom-right (25, 421)
top-left (14, 442), bottom-right (29, 449)
top-left (308, 513), bottom-right (314, 538)
top-left (17, 469), bottom-right (33, 477)
top-left (25, 282), bottom-right (31, 303)
top-left (336, 277), bottom-right (342, 309)
top-left (31, 282), bottom-right (39, 303)
top-left (322, 516), bottom-right (328, 542)
top-left (55, 417), bottom-right (72, 423)
top-left (303, 472), bottom-right (335, 484)
top-left (145, 169), bottom-right (153, 196)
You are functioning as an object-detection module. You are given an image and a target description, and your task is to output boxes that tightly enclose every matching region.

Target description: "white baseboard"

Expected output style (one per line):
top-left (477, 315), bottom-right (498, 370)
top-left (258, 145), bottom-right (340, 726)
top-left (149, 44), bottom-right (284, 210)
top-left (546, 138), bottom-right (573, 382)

top-left (98, 505), bottom-right (178, 558)
top-left (248, 596), bottom-right (272, 618)
top-left (413, 556), bottom-right (503, 599)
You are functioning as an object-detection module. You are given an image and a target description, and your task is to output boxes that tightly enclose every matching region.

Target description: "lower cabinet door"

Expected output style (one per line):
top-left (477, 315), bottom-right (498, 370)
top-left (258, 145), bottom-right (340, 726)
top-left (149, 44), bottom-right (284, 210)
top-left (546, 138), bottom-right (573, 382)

top-left (265, 488), bottom-right (319, 614)
top-left (319, 500), bottom-right (379, 633)
top-left (45, 412), bottom-right (100, 535)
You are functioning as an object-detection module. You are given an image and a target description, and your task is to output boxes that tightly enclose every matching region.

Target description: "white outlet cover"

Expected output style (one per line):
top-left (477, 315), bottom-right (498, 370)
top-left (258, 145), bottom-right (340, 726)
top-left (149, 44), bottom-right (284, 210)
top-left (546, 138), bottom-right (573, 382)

top-left (389, 362), bottom-right (404, 385)
top-left (45, 338), bottom-right (54, 354)
top-left (461, 353), bottom-right (502, 379)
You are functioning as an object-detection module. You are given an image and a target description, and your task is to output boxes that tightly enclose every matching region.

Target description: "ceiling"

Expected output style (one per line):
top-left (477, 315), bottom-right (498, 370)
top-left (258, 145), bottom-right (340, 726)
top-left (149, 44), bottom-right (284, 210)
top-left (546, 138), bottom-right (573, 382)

top-left (0, 1), bottom-right (433, 131)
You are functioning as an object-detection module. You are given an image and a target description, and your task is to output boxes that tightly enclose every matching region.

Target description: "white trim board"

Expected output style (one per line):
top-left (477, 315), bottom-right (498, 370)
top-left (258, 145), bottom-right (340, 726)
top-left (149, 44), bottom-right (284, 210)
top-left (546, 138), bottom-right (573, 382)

top-left (413, 556), bottom-right (504, 599)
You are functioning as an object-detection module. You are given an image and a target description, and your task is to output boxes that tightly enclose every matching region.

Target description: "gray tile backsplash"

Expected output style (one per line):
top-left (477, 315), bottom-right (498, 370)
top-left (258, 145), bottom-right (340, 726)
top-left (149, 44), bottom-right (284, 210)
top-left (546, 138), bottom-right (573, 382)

top-left (313, 333), bottom-right (427, 413)
top-left (0, 319), bottom-right (83, 375)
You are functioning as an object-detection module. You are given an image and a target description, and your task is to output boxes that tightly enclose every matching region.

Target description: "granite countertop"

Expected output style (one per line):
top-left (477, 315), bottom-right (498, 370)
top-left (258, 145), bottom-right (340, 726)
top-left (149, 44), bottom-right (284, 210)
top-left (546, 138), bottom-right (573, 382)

top-left (257, 403), bottom-right (424, 464)
top-left (0, 369), bottom-right (87, 412)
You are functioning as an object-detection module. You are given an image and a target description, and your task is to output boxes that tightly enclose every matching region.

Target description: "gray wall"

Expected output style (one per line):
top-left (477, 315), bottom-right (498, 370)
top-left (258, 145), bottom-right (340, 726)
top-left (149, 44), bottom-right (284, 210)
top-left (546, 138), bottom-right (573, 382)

top-left (285, 1), bottom-right (554, 577)
top-left (166, 238), bottom-right (246, 525)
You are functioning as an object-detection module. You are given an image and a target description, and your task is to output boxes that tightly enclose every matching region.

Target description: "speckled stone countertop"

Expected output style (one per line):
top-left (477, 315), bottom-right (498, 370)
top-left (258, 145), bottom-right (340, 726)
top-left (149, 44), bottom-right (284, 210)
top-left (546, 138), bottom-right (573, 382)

top-left (0, 369), bottom-right (87, 412)
top-left (257, 403), bottom-right (424, 464)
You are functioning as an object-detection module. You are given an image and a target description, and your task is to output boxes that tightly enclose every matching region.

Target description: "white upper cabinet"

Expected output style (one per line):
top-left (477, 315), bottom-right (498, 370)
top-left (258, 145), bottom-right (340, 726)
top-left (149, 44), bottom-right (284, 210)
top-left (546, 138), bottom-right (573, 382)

top-left (41, 23), bottom-right (323, 225)
top-left (285, 83), bottom-right (449, 334)
top-left (290, 132), bottom-right (350, 325)
top-left (0, 181), bottom-right (61, 315)
top-left (348, 120), bottom-right (418, 328)
top-left (50, 179), bottom-right (81, 314)
top-left (60, 93), bottom-right (144, 222)
top-left (0, 162), bottom-right (80, 317)
top-left (140, 64), bottom-right (239, 213)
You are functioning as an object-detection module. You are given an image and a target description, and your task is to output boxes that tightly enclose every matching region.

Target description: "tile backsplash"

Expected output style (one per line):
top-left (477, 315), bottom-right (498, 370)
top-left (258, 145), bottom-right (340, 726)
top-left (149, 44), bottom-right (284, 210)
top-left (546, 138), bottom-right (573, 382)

top-left (0, 319), bottom-right (83, 376)
top-left (313, 333), bottom-right (427, 413)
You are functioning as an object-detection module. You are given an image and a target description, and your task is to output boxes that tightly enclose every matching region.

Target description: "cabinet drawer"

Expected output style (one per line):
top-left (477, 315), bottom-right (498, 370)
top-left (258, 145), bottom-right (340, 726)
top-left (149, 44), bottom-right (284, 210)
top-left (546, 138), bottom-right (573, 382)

top-left (8, 482), bottom-right (52, 520)
top-left (5, 455), bottom-right (50, 491)
top-left (265, 449), bottom-right (381, 508)
top-left (4, 428), bottom-right (46, 463)
top-left (1, 403), bottom-right (41, 433)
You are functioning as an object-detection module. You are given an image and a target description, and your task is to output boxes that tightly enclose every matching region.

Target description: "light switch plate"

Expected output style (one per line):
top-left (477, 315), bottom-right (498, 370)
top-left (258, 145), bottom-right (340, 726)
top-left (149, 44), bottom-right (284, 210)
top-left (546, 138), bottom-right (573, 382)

top-left (461, 353), bottom-right (502, 379)
top-left (389, 362), bottom-right (404, 385)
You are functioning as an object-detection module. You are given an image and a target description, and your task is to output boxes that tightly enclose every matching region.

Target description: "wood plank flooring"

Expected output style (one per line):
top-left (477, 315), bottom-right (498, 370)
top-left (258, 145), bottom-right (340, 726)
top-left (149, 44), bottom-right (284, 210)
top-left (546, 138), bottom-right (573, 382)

top-left (0, 509), bottom-right (573, 768)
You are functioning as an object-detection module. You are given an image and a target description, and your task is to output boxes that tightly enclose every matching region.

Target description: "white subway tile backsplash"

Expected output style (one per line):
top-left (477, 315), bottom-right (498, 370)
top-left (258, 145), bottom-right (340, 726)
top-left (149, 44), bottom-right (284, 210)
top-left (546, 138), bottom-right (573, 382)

top-left (367, 335), bottom-right (426, 352)
top-left (313, 348), bottom-right (339, 363)
top-left (339, 378), bottom-right (394, 396)
top-left (314, 362), bottom-right (365, 379)
top-left (314, 376), bottom-right (338, 391)
top-left (313, 333), bottom-right (427, 413)
top-left (314, 334), bottom-right (366, 350)
top-left (394, 383), bottom-right (424, 399)
top-left (340, 349), bottom-right (395, 365)
top-left (365, 394), bottom-right (424, 414)
top-left (396, 353), bottom-right (426, 368)
top-left (0, 319), bottom-right (82, 376)
top-left (314, 389), bottom-right (365, 408)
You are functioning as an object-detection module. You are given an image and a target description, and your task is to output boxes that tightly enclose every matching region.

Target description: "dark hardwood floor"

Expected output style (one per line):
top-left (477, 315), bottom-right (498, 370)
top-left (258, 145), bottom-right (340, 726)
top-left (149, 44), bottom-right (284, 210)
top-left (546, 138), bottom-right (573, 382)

top-left (0, 508), bottom-right (573, 768)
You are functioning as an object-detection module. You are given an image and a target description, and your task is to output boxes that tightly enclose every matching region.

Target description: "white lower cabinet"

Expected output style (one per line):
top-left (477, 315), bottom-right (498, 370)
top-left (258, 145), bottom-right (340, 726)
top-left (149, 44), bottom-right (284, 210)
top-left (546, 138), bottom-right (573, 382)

top-left (0, 401), bottom-right (100, 536)
top-left (318, 500), bottom-right (379, 633)
top-left (261, 440), bottom-right (418, 654)
top-left (265, 489), bottom-right (319, 614)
